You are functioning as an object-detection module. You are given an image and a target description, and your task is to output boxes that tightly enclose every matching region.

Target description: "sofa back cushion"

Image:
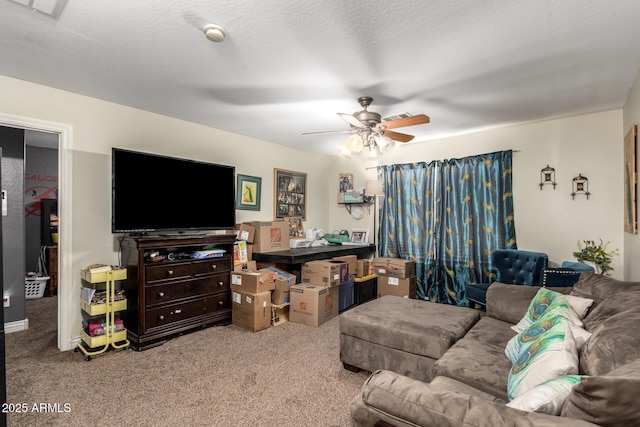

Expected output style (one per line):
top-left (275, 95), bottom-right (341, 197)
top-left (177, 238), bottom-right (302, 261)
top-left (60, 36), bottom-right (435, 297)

top-left (580, 311), bottom-right (640, 376)
top-left (486, 283), bottom-right (571, 325)
top-left (562, 358), bottom-right (640, 426)
top-left (572, 272), bottom-right (640, 305)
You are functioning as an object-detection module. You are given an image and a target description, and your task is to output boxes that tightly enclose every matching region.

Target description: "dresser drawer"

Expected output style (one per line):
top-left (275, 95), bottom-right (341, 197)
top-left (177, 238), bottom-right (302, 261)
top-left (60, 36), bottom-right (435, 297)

top-left (145, 293), bottom-right (231, 329)
top-left (193, 256), bottom-right (231, 277)
top-left (146, 263), bottom-right (192, 283)
top-left (145, 275), bottom-right (230, 306)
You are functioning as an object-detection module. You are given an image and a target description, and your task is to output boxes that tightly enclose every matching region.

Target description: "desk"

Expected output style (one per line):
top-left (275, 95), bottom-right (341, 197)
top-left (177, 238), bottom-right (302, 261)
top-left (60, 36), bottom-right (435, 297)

top-left (252, 244), bottom-right (376, 281)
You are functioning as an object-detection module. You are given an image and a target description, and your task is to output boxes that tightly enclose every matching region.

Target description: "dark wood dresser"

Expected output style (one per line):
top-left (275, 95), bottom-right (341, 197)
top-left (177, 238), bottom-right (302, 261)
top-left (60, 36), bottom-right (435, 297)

top-left (121, 234), bottom-right (234, 350)
top-left (47, 245), bottom-right (58, 296)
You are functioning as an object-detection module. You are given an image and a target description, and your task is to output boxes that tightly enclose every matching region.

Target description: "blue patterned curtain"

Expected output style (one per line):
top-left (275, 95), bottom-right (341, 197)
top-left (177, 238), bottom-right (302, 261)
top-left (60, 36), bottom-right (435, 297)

top-left (429, 150), bottom-right (516, 305)
top-left (378, 162), bottom-right (438, 300)
top-left (377, 150), bottom-right (515, 305)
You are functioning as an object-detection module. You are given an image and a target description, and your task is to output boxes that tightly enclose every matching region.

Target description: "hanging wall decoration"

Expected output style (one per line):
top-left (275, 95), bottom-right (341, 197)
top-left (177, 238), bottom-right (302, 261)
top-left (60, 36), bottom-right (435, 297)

top-left (571, 173), bottom-right (590, 200)
top-left (539, 165), bottom-right (556, 190)
top-left (274, 168), bottom-right (307, 220)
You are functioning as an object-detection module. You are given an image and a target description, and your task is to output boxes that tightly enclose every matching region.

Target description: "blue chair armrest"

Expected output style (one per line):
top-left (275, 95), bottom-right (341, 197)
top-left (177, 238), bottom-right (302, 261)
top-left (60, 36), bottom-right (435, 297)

top-left (560, 261), bottom-right (595, 272)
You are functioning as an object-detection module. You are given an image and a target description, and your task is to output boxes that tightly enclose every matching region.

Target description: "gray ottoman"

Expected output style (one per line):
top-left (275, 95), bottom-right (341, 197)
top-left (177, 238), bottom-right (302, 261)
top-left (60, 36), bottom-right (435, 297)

top-left (339, 295), bottom-right (481, 382)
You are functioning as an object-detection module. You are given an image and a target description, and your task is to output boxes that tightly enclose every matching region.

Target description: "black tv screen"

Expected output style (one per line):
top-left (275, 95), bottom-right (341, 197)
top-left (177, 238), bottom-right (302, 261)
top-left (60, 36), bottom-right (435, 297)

top-left (112, 148), bottom-right (236, 233)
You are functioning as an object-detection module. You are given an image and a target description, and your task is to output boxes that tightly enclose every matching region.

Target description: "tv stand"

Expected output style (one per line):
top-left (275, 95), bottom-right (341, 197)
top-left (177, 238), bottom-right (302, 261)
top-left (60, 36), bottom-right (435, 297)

top-left (121, 234), bottom-right (234, 350)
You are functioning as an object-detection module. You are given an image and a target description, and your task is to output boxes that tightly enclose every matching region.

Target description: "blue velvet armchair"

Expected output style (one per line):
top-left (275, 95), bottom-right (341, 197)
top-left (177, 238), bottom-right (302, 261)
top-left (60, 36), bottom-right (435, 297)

top-left (465, 249), bottom-right (549, 307)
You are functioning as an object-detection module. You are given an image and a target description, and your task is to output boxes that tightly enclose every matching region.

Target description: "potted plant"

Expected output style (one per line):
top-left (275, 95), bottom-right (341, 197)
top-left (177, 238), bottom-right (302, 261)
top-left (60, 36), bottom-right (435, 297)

top-left (573, 239), bottom-right (619, 275)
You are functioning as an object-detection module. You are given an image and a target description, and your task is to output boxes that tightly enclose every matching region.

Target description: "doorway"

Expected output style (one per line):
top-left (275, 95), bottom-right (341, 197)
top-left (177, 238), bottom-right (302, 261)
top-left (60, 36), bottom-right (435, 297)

top-left (0, 112), bottom-right (73, 351)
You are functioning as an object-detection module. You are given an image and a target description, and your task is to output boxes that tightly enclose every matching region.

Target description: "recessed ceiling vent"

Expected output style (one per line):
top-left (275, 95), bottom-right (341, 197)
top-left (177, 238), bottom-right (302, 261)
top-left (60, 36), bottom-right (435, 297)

top-left (9, 0), bottom-right (67, 18)
top-left (383, 113), bottom-right (413, 122)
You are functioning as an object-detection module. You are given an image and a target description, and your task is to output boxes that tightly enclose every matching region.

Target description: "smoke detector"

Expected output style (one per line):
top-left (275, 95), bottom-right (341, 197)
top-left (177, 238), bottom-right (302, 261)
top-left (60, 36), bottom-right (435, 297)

top-left (203, 24), bottom-right (227, 43)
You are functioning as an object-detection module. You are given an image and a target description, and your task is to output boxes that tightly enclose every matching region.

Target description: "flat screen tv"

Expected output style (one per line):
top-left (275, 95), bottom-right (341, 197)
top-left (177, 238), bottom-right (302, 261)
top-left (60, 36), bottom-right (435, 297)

top-left (112, 148), bottom-right (236, 233)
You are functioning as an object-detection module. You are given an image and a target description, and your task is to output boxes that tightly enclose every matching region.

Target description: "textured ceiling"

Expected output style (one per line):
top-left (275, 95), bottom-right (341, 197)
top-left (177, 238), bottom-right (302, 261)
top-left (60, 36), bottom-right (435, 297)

top-left (2, 0), bottom-right (640, 155)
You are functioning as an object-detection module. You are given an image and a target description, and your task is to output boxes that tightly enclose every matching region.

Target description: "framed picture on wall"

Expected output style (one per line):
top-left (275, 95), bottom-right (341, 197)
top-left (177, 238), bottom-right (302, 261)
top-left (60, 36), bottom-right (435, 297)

top-left (624, 124), bottom-right (637, 234)
top-left (274, 168), bottom-right (307, 220)
top-left (236, 174), bottom-right (262, 211)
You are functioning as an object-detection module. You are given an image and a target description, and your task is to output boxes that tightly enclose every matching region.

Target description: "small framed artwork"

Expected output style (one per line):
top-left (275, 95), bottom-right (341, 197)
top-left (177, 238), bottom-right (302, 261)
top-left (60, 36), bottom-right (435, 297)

top-left (236, 174), bottom-right (262, 211)
top-left (274, 168), bottom-right (307, 220)
top-left (350, 228), bottom-right (369, 245)
top-left (285, 217), bottom-right (304, 237)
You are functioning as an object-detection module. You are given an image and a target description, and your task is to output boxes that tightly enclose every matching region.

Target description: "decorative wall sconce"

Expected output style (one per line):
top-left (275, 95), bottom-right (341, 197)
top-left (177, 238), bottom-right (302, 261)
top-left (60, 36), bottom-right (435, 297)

top-left (571, 173), bottom-right (590, 200)
top-left (539, 165), bottom-right (557, 190)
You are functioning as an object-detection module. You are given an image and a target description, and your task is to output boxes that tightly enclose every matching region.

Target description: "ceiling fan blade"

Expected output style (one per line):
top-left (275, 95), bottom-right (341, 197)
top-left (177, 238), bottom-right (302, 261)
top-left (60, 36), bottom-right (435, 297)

top-left (302, 129), bottom-right (356, 136)
top-left (383, 130), bottom-right (415, 143)
top-left (338, 113), bottom-right (367, 128)
top-left (382, 114), bottom-right (430, 130)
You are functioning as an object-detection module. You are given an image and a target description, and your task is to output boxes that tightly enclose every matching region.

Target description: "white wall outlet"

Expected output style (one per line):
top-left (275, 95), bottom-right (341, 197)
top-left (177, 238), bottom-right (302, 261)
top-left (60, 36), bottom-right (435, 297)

top-left (3, 294), bottom-right (9, 307)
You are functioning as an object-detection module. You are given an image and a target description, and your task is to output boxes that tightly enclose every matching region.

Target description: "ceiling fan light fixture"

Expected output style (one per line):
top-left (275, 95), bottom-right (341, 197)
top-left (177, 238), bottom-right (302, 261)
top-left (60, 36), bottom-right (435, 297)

top-left (375, 134), bottom-right (393, 149)
top-left (345, 133), bottom-right (364, 152)
top-left (338, 142), bottom-right (352, 157)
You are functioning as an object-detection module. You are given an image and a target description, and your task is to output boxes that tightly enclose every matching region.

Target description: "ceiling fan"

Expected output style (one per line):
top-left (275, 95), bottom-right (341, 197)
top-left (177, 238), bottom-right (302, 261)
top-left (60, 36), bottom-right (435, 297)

top-left (303, 96), bottom-right (430, 156)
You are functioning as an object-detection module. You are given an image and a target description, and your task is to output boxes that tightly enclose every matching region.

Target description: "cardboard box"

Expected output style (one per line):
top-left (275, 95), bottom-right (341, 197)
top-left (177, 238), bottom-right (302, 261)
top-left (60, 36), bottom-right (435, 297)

top-left (289, 284), bottom-right (339, 327)
top-left (232, 290), bottom-right (272, 332)
top-left (332, 255), bottom-right (358, 276)
top-left (230, 270), bottom-right (276, 293)
top-left (377, 275), bottom-right (417, 299)
top-left (233, 260), bottom-right (257, 272)
top-left (245, 221), bottom-right (290, 253)
top-left (261, 266), bottom-right (296, 304)
top-left (233, 240), bottom-right (249, 265)
top-left (235, 223), bottom-right (255, 243)
top-left (356, 259), bottom-right (373, 278)
top-left (371, 257), bottom-right (416, 278)
top-left (301, 260), bottom-right (349, 287)
top-left (271, 303), bottom-right (290, 326)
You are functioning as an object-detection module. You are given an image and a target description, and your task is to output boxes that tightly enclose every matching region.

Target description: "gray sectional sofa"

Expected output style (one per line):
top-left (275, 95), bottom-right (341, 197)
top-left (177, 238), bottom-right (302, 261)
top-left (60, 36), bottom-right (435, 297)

top-left (345, 273), bottom-right (640, 426)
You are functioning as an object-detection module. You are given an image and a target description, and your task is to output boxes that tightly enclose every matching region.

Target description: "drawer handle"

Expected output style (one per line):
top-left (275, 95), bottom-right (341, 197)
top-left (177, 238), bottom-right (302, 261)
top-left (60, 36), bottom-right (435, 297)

top-left (158, 292), bottom-right (165, 297)
top-left (159, 315), bottom-right (165, 320)
top-left (171, 309), bottom-right (182, 315)
top-left (217, 300), bottom-right (224, 306)
top-left (217, 281), bottom-right (224, 287)
top-left (211, 264), bottom-right (217, 270)
top-left (167, 270), bottom-right (174, 276)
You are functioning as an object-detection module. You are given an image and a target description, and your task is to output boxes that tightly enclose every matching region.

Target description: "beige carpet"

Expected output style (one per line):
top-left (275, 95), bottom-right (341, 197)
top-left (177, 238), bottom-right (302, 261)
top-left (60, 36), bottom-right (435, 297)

top-left (5, 297), bottom-right (370, 426)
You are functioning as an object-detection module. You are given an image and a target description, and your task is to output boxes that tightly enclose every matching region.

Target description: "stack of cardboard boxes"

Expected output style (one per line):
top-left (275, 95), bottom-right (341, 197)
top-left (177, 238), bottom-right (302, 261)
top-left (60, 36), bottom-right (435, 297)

top-left (372, 257), bottom-right (417, 299)
top-left (231, 222), bottom-right (296, 332)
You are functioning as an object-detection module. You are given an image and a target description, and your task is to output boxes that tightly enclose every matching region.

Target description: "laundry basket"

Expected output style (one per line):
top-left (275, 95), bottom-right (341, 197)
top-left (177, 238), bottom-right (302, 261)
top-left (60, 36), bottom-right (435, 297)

top-left (25, 275), bottom-right (49, 299)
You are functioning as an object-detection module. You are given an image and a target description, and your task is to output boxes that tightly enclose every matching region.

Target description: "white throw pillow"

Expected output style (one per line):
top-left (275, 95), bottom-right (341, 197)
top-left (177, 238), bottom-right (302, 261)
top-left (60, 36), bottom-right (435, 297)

top-left (506, 375), bottom-right (583, 415)
top-left (507, 316), bottom-right (579, 400)
top-left (565, 294), bottom-right (594, 319)
top-left (511, 288), bottom-right (586, 333)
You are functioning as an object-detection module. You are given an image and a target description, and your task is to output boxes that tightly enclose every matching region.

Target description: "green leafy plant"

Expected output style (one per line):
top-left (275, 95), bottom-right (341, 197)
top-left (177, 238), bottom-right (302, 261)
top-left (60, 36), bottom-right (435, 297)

top-left (573, 239), bottom-right (619, 275)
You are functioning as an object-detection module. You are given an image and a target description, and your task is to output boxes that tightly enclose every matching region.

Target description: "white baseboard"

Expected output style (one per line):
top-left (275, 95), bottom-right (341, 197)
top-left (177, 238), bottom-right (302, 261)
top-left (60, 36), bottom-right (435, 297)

top-left (5, 318), bottom-right (29, 334)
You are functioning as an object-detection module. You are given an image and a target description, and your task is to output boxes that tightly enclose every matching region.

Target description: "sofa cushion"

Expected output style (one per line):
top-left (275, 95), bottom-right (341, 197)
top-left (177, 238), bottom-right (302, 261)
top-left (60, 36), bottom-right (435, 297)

top-left (571, 272), bottom-right (640, 304)
top-left (432, 317), bottom-right (515, 401)
top-left (580, 311), bottom-right (640, 376)
top-left (507, 316), bottom-right (579, 400)
top-left (339, 295), bottom-right (480, 360)
top-left (562, 358), bottom-right (640, 426)
top-left (352, 369), bottom-right (597, 427)
top-left (506, 375), bottom-right (582, 415)
top-left (581, 288), bottom-right (640, 331)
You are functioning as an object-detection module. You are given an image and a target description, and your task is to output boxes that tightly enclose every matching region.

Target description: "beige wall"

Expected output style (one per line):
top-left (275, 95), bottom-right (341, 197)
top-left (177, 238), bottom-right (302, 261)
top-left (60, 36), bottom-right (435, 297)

top-left (623, 69), bottom-right (640, 280)
top-left (0, 75), bottom-right (333, 350)
top-left (329, 110), bottom-right (625, 276)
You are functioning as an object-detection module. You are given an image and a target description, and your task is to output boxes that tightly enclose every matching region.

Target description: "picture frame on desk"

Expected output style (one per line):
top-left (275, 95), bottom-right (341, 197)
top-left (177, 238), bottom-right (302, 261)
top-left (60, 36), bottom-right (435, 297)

top-left (350, 228), bottom-right (369, 245)
top-left (236, 174), bottom-right (262, 211)
top-left (274, 168), bottom-right (307, 220)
